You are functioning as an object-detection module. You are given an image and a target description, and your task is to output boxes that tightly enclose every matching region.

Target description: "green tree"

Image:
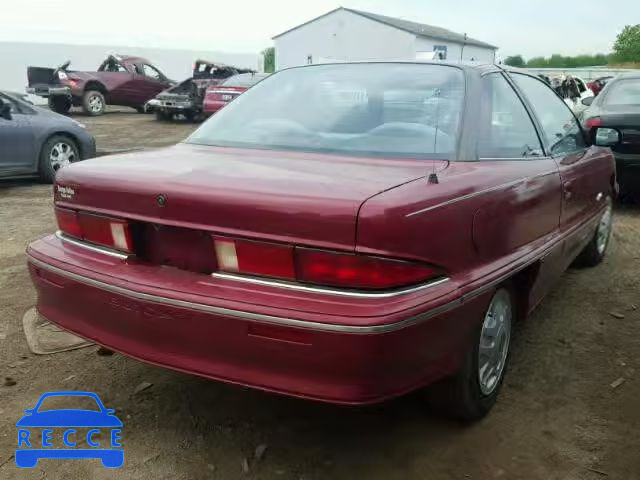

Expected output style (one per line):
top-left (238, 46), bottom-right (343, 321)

top-left (526, 57), bottom-right (548, 68)
top-left (547, 54), bottom-right (565, 68)
top-left (262, 47), bottom-right (275, 73)
top-left (504, 55), bottom-right (526, 67)
top-left (613, 25), bottom-right (640, 63)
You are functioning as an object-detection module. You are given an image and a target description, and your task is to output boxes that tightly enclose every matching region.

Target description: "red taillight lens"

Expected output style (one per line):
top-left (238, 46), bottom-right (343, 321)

top-left (77, 212), bottom-right (133, 252)
top-left (213, 236), bottom-right (442, 290)
top-left (55, 207), bottom-right (82, 238)
top-left (213, 237), bottom-right (295, 280)
top-left (295, 248), bottom-right (440, 290)
top-left (56, 207), bottom-right (133, 252)
top-left (585, 116), bottom-right (602, 129)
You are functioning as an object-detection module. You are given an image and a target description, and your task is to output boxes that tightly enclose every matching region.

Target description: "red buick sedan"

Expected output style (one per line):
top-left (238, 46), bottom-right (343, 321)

top-left (27, 62), bottom-right (619, 420)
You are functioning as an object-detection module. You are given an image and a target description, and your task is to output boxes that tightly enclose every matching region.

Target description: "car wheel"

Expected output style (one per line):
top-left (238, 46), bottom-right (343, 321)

top-left (155, 111), bottom-right (171, 121)
top-left (427, 288), bottom-right (513, 421)
top-left (574, 196), bottom-right (613, 267)
top-left (48, 96), bottom-right (72, 115)
top-left (82, 90), bottom-right (106, 116)
top-left (39, 135), bottom-right (80, 183)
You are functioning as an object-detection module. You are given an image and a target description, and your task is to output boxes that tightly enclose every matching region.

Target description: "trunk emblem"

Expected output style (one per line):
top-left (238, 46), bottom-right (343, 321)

top-left (156, 194), bottom-right (167, 207)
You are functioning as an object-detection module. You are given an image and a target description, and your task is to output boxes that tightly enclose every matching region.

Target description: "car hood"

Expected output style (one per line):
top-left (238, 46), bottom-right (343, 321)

top-left (55, 143), bottom-right (446, 249)
top-left (16, 410), bottom-right (123, 427)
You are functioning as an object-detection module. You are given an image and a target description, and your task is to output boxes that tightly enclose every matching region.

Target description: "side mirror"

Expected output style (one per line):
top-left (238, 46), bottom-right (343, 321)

top-left (581, 96), bottom-right (594, 107)
top-left (593, 127), bottom-right (621, 147)
top-left (0, 101), bottom-right (12, 120)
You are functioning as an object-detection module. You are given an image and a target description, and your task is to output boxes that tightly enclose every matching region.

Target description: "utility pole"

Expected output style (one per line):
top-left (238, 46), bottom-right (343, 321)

top-left (460, 33), bottom-right (468, 60)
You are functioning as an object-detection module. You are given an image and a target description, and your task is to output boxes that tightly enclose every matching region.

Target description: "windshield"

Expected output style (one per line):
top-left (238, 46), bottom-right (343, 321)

top-left (604, 79), bottom-right (640, 106)
top-left (187, 63), bottom-right (465, 159)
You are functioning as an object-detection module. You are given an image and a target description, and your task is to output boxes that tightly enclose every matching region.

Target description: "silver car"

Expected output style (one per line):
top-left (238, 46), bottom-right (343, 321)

top-left (0, 91), bottom-right (96, 182)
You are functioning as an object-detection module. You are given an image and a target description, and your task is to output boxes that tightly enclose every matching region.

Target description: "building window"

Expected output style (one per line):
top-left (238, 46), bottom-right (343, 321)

top-left (433, 45), bottom-right (447, 60)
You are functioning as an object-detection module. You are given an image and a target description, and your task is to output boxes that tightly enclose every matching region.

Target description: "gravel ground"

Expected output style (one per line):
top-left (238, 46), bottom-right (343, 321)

top-left (1, 112), bottom-right (639, 480)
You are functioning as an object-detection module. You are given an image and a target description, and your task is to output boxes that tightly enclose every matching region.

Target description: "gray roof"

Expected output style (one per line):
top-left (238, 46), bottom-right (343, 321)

top-left (273, 7), bottom-right (497, 50)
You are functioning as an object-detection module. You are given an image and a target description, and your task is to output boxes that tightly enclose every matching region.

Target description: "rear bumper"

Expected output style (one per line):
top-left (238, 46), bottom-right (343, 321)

top-left (26, 85), bottom-right (72, 97)
top-left (27, 235), bottom-right (486, 404)
top-left (203, 99), bottom-right (226, 114)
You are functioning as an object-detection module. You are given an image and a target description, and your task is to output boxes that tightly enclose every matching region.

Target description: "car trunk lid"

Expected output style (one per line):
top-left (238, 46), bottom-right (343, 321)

top-left (54, 144), bottom-right (439, 271)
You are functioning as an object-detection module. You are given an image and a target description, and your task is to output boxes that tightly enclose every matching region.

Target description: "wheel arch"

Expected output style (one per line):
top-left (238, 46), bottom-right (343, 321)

top-left (39, 131), bottom-right (82, 163)
top-left (508, 261), bottom-right (541, 322)
top-left (84, 80), bottom-right (108, 97)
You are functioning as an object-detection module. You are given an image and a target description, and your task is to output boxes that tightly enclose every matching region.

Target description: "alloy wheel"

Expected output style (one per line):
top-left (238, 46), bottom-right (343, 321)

top-left (596, 199), bottom-right (613, 255)
top-left (49, 142), bottom-right (76, 172)
top-left (478, 289), bottom-right (512, 396)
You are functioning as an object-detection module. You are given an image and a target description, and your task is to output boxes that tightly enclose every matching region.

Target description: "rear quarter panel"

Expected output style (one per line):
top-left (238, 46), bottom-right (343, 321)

top-left (356, 159), bottom-right (562, 291)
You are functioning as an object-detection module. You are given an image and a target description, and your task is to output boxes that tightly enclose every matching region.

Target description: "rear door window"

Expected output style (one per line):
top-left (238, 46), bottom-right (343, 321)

top-left (479, 74), bottom-right (543, 159)
top-left (512, 73), bottom-right (587, 156)
top-left (142, 64), bottom-right (163, 81)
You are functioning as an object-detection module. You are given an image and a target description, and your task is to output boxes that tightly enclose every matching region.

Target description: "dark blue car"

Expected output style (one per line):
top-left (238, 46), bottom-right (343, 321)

top-left (16, 391), bottom-right (123, 468)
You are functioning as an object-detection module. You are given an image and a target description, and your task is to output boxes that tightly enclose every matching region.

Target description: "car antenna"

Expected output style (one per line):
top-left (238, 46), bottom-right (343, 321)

top-left (429, 88), bottom-right (442, 185)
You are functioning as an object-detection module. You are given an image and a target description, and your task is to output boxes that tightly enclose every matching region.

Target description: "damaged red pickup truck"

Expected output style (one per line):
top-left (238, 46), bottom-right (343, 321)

top-left (26, 55), bottom-right (173, 116)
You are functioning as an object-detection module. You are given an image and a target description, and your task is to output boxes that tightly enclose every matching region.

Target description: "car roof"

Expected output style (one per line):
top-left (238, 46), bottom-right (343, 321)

top-left (112, 54), bottom-right (151, 65)
top-left (613, 72), bottom-right (640, 80)
top-left (277, 60), bottom-right (505, 76)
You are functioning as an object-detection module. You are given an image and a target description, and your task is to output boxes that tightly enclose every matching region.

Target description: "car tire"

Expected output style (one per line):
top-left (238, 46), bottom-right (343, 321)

top-left (39, 135), bottom-right (80, 183)
top-left (48, 96), bottom-right (72, 115)
top-left (574, 197), bottom-right (613, 267)
top-left (426, 288), bottom-right (513, 421)
top-left (82, 90), bottom-right (106, 116)
top-left (155, 111), bottom-right (171, 121)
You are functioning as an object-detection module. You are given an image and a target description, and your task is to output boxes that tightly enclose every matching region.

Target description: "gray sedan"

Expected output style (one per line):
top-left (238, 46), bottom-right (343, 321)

top-left (0, 91), bottom-right (96, 182)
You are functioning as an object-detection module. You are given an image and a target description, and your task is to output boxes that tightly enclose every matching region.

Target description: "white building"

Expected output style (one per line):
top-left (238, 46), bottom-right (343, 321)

top-left (273, 7), bottom-right (498, 70)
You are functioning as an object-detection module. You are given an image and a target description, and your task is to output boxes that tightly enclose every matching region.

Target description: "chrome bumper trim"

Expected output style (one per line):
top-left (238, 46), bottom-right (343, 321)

top-left (56, 231), bottom-right (130, 260)
top-left (27, 255), bottom-right (458, 334)
top-left (211, 272), bottom-right (449, 298)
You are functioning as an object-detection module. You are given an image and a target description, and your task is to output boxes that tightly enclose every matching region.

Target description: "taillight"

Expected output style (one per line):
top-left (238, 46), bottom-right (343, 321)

top-left (585, 116), bottom-right (602, 129)
top-left (55, 207), bottom-right (82, 238)
top-left (212, 236), bottom-right (442, 290)
top-left (56, 207), bottom-right (133, 252)
top-left (214, 237), bottom-right (295, 280)
top-left (78, 212), bottom-right (133, 251)
top-left (295, 248), bottom-right (440, 290)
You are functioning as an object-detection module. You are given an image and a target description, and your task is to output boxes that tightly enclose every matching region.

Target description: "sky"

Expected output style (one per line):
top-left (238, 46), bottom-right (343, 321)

top-left (0, 0), bottom-right (632, 59)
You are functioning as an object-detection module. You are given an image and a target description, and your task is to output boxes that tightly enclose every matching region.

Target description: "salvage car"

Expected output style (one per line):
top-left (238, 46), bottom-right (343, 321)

top-left (0, 91), bottom-right (95, 182)
top-left (582, 72), bottom-right (640, 197)
top-left (588, 76), bottom-right (614, 97)
top-left (27, 62), bottom-right (618, 420)
top-left (26, 55), bottom-right (173, 116)
top-left (154, 60), bottom-right (254, 121)
top-left (203, 73), bottom-right (269, 115)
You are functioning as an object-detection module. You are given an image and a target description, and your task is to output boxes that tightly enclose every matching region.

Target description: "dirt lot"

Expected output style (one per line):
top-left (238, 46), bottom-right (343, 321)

top-left (1, 113), bottom-right (639, 480)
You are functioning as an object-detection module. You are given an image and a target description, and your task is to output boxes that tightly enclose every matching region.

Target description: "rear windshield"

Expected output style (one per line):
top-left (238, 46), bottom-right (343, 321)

top-left (187, 63), bottom-right (465, 159)
top-left (222, 74), bottom-right (267, 87)
top-left (603, 79), bottom-right (640, 105)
